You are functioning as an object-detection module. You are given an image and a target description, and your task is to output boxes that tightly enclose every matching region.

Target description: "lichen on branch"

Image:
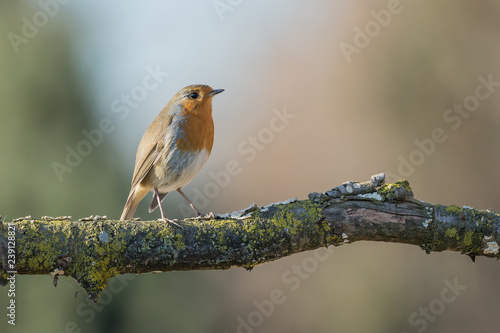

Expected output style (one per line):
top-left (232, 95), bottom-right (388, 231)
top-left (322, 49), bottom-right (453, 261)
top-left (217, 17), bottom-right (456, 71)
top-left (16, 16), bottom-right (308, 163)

top-left (1, 174), bottom-right (499, 301)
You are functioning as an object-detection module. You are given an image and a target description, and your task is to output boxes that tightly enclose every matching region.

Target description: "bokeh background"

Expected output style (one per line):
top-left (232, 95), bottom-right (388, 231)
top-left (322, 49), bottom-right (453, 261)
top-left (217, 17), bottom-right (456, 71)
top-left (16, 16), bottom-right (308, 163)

top-left (1, 1), bottom-right (500, 332)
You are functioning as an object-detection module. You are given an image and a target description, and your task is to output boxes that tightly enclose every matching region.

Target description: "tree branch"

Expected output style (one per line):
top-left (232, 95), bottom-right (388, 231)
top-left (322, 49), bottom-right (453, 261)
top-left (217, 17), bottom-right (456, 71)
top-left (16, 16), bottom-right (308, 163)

top-left (1, 174), bottom-right (499, 301)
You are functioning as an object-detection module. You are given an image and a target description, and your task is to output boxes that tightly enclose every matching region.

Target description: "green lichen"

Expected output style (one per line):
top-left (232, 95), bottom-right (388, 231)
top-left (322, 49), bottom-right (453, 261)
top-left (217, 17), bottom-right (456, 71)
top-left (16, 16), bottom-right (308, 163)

top-left (377, 180), bottom-right (413, 202)
top-left (184, 200), bottom-right (327, 270)
top-left (15, 220), bottom-right (72, 273)
top-left (325, 234), bottom-right (342, 245)
top-left (258, 200), bottom-right (322, 234)
top-left (445, 205), bottom-right (463, 215)
top-left (158, 226), bottom-right (186, 251)
top-left (463, 231), bottom-right (474, 247)
top-left (67, 220), bottom-right (131, 299)
top-left (266, 206), bottom-right (302, 235)
top-left (2, 201), bottom-right (331, 299)
top-left (194, 218), bottom-right (240, 257)
top-left (4, 194), bottom-right (500, 301)
top-left (445, 228), bottom-right (459, 240)
top-left (175, 233), bottom-right (186, 250)
top-left (254, 199), bottom-right (334, 249)
top-left (435, 205), bottom-right (496, 255)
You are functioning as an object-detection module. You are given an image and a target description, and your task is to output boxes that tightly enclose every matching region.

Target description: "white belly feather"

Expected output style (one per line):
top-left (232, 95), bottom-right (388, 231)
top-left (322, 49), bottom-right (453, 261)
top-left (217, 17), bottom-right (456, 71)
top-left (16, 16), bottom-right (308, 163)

top-left (156, 147), bottom-right (210, 193)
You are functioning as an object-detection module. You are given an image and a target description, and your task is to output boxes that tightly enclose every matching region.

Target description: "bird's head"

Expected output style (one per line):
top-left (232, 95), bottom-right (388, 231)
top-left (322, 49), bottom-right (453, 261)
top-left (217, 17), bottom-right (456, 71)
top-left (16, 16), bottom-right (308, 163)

top-left (173, 84), bottom-right (224, 115)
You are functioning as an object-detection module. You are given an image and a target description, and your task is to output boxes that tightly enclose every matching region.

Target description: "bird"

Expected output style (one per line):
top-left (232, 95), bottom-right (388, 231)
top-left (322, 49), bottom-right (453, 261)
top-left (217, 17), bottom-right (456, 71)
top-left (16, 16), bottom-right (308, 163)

top-left (120, 84), bottom-right (224, 224)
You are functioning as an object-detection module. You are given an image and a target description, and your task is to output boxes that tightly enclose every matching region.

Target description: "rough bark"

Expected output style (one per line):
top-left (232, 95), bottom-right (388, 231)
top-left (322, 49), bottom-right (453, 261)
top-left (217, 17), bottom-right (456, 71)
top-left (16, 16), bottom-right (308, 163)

top-left (1, 174), bottom-right (499, 301)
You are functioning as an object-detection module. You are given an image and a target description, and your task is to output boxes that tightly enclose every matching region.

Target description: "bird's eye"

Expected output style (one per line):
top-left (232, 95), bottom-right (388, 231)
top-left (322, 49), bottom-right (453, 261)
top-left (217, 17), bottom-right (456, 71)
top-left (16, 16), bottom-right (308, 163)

top-left (188, 92), bottom-right (199, 99)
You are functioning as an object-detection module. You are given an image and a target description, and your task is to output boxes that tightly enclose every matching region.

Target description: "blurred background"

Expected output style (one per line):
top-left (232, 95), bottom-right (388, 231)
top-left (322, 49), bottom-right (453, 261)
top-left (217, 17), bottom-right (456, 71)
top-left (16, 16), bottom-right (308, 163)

top-left (1, 0), bottom-right (500, 332)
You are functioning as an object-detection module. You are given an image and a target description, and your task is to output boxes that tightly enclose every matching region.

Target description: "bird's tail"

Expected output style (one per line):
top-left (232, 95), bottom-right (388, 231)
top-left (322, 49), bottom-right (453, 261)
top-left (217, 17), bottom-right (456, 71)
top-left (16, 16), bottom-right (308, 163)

top-left (120, 186), bottom-right (149, 220)
top-left (149, 191), bottom-right (168, 213)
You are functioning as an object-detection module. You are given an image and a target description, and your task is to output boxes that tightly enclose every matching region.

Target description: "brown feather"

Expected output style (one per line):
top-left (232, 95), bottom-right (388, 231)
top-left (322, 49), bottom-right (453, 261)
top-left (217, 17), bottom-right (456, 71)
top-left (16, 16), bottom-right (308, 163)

top-left (120, 185), bottom-right (149, 220)
top-left (120, 84), bottom-right (222, 220)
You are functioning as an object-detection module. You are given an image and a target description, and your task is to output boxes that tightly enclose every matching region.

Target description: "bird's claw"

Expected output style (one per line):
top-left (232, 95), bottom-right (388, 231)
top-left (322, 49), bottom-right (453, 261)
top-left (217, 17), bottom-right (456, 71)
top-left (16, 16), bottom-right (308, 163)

top-left (158, 217), bottom-right (183, 228)
top-left (186, 212), bottom-right (214, 220)
top-left (200, 212), bottom-right (215, 219)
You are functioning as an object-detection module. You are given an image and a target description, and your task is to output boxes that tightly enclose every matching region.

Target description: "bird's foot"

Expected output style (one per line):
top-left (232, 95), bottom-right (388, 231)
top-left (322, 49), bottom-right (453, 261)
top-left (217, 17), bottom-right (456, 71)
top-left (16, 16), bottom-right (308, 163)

top-left (157, 217), bottom-right (183, 228)
top-left (198, 212), bottom-right (215, 219)
top-left (185, 212), bottom-right (215, 220)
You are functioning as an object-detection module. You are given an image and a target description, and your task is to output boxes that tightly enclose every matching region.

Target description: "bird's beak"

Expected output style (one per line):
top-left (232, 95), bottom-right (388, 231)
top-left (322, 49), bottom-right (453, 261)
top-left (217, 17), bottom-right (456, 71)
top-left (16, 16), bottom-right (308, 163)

top-left (208, 89), bottom-right (224, 96)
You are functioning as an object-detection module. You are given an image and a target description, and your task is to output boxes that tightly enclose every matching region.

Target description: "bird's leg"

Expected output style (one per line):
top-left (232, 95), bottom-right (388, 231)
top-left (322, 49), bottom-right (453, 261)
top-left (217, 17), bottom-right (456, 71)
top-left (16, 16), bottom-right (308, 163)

top-left (155, 188), bottom-right (168, 218)
top-left (177, 188), bottom-right (202, 217)
top-left (155, 188), bottom-right (182, 228)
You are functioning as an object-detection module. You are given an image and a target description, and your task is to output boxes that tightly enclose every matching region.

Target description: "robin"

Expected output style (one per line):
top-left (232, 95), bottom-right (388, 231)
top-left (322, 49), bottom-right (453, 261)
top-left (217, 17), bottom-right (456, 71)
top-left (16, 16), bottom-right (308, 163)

top-left (120, 84), bottom-right (224, 224)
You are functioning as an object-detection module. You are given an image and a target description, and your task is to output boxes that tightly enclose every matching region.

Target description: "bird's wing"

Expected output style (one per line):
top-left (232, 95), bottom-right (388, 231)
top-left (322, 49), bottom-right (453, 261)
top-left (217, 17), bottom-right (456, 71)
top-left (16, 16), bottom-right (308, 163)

top-left (129, 113), bottom-right (175, 189)
top-left (130, 141), bottom-right (162, 188)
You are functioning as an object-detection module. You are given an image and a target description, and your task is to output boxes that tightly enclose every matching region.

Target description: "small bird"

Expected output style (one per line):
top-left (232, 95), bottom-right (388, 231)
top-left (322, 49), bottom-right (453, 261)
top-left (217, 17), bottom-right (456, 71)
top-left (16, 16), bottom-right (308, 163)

top-left (120, 84), bottom-right (224, 224)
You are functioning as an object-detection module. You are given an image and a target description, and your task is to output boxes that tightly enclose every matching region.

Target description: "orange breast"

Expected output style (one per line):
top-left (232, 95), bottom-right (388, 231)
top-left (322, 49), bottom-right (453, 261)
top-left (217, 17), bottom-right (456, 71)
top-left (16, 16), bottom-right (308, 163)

top-left (176, 106), bottom-right (214, 153)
